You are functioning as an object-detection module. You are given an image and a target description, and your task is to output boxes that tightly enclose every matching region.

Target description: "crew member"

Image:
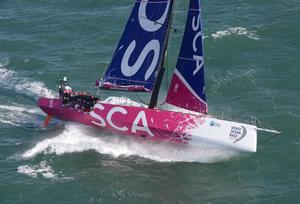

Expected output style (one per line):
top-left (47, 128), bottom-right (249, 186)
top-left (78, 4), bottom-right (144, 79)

top-left (59, 77), bottom-right (71, 98)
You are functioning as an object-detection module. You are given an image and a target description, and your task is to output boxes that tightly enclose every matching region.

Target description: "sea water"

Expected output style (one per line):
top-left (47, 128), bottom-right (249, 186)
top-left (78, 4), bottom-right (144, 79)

top-left (0, 0), bottom-right (299, 203)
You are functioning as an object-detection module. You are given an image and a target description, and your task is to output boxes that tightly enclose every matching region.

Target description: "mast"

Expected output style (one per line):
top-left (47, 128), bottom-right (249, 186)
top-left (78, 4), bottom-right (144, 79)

top-left (148, 0), bottom-right (175, 109)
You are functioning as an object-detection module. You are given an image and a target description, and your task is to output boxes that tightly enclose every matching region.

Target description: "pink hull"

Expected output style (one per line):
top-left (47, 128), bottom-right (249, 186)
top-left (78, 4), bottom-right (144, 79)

top-left (38, 97), bottom-right (205, 144)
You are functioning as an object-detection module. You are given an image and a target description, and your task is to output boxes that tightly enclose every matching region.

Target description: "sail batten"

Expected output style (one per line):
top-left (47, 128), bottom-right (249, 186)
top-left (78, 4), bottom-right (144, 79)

top-left (101, 0), bottom-right (173, 92)
top-left (166, 0), bottom-right (208, 114)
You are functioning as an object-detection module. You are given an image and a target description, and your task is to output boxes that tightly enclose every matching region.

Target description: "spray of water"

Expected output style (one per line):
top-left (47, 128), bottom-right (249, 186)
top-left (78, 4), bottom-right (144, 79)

top-left (0, 60), bottom-right (239, 163)
top-left (22, 123), bottom-right (238, 163)
top-left (17, 161), bottom-right (58, 179)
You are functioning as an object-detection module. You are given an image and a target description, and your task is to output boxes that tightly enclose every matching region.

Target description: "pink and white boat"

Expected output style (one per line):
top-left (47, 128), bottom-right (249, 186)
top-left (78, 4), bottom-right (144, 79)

top-left (39, 0), bottom-right (279, 153)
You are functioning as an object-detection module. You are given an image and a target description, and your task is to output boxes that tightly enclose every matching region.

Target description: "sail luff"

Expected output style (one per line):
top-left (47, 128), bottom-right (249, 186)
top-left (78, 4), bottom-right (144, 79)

top-left (165, 0), bottom-right (208, 114)
top-left (148, 0), bottom-right (175, 109)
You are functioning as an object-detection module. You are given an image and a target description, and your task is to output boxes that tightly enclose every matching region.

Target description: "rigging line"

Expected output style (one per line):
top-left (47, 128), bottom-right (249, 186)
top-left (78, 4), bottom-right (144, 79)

top-left (232, 110), bottom-right (248, 121)
top-left (47, 1), bottom-right (69, 81)
top-left (60, 1), bottom-right (94, 83)
top-left (140, 16), bottom-right (182, 33)
top-left (92, 0), bottom-right (108, 96)
top-left (148, 0), bottom-right (175, 108)
top-left (69, 12), bottom-right (86, 69)
top-left (164, 0), bottom-right (178, 94)
top-left (254, 117), bottom-right (279, 132)
top-left (258, 133), bottom-right (281, 145)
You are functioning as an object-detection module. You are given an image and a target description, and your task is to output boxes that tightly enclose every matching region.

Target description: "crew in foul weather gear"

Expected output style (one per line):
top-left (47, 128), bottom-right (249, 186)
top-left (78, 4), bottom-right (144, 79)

top-left (61, 90), bottom-right (99, 112)
top-left (58, 77), bottom-right (99, 111)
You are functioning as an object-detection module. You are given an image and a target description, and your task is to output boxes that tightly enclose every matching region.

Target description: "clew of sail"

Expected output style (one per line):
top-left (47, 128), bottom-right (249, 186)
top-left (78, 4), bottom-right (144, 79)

top-left (166, 0), bottom-right (208, 114)
top-left (101, 0), bottom-right (173, 92)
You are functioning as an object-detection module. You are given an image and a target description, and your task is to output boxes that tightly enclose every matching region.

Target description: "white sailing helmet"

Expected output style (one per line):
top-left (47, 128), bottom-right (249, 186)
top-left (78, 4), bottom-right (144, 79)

top-left (63, 76), bottom-right (67, 82)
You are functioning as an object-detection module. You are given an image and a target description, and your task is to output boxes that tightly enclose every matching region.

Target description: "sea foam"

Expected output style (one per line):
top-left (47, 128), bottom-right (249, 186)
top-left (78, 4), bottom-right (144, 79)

top-left (211, 27), bottom-right (259, 40)
top-left (22, 123), bottom-right (238, 163)
top-left (17, 161), bottom-right (58, 179)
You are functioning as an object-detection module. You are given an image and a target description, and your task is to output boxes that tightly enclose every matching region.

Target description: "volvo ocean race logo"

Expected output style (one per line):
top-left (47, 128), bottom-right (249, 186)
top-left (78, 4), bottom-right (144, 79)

top-left (229, 126), bottom-right (247, 143)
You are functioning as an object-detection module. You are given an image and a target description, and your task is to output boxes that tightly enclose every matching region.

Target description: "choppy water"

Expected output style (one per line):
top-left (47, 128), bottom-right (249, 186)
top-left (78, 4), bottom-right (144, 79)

top-left (1, 0), bottom-right (300, 203)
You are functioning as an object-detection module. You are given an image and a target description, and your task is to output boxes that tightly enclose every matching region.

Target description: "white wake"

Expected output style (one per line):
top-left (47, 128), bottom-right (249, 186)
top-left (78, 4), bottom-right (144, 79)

top-left (22, 123), bottom-right (238, 163)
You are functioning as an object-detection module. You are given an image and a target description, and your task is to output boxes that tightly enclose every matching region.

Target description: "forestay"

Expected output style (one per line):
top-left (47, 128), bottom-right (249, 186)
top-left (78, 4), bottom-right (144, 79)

top-left (101, 0), bottom-right (173, 92)
top-left (166, 0), bottom-right (208, 114)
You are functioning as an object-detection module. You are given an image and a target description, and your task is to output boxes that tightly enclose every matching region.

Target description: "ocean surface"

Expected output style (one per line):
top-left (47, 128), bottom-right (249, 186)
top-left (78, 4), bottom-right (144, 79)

top-left (0, 0), bottom-right (299, 203)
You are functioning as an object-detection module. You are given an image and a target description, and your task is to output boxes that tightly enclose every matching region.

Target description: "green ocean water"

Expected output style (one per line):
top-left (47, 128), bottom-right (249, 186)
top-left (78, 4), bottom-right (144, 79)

top-left (0, 0), bottom-right (300, 203)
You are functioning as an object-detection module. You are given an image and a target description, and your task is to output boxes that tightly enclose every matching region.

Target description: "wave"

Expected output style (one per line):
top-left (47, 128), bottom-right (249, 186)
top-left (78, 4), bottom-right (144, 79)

top-left (0, 16), bottom-right (11, 20)
top-left (0, 104), bottom-right (41, 114)
top-left (0, 59), bottom-right (55, 99)
top-left (17, 161), bottom-right (58, 179)
top-left (211, 27), bottom-right (259, 40)
top-left (208, 68), bottom-right (256, 95)
top-left (17, 160), bottom-right (72, 180)
top-left (0, 103), bottom-right (44, 127)
top-left (21, 123), bottom-right (238, 163)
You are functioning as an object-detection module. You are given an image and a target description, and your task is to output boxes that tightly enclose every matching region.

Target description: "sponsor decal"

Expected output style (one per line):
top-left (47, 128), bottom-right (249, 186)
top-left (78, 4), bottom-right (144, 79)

top-left (209, 120), bottom-right (220, 128)
top-left (229, 126), bottom-right (247, 143)
top-left (191, 13), bottom-right (204, 76)
top-left (120, 1), bottom-right (170, 80)
top-left (90, 104), bottom-right (154, 137)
